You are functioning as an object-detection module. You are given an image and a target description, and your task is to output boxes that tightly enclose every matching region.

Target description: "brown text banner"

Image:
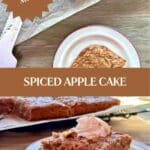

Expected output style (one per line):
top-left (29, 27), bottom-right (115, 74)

top-left (0, 69), bottom-right (149, 96)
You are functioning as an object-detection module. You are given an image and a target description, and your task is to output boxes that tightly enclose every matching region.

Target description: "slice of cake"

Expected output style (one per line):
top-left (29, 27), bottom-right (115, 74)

top-left (13, 97), bottom-right (72, 121)
top-left (40, 117), bottom-right (132, 150)
top-left (71, 45), bottom-right (126, 68)
top-left (55, 96), bottom-right (120, 116)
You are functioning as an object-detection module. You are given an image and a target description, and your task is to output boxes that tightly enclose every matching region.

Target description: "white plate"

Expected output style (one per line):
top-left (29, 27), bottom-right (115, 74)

top-left (53, 25), bottom-right (141, 68)
top-left (26, 140), bottom-right (149, 150)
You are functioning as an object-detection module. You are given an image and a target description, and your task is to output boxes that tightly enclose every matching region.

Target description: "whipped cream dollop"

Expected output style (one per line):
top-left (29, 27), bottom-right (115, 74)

top-left (74, 117), bottom-right (112, 139)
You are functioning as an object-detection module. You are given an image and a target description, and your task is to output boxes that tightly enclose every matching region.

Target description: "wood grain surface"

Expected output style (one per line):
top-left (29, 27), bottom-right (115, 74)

top-left (14, 0), bottom-right (150, 68)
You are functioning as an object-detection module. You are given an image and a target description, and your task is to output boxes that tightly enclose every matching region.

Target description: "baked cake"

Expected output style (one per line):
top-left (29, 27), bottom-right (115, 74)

top-left (55, 96), bottom-right (120, 116)
top-left (0, 97), bottom-right (120, 121)
top-left (40, 117), bottom-right (132, 150)
top-left (14, 97), bottom-right (72, 121)
top-left (71, 45), bottom-right (126, 68)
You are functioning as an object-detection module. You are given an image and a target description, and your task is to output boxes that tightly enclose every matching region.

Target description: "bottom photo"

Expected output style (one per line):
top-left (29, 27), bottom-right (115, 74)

top-left (0, 96), bottom-right (150, 150)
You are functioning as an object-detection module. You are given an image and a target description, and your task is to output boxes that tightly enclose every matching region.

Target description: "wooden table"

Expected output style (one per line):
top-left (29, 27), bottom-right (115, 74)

top-left (14, 0), bottom-right (150, 67)
top-left (0, 116), bottom-right (150, 150)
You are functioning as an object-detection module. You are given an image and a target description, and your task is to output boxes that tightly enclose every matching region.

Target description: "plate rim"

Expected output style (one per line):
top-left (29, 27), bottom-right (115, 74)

top-left (53, 25), bottom-right (141, 68)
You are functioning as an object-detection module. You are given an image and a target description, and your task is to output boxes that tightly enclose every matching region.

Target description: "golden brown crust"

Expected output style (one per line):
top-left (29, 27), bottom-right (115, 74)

top-left (71, 45), bottom-right (126, 68)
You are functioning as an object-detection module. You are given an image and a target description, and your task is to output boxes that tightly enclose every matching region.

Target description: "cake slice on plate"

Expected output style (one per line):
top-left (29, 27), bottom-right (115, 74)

top-left (71, 45), bottom-right (126, 68)
top-left (40, 117), bottom-right (132, 150)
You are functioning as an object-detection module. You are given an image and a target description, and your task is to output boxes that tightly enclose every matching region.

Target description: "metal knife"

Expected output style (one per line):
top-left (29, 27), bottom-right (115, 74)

top-left (0, 12), bottom-right (22, 68)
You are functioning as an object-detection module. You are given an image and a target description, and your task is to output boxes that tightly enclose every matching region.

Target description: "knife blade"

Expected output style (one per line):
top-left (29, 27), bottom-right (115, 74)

top-left (0, 12), bottom-right (22, 68)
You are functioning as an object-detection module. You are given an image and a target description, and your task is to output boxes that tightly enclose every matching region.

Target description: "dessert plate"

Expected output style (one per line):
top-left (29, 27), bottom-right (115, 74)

top-left (53, 25), bottom-right (141, 68)
top-left (26, 139), bottom-right (149, 150)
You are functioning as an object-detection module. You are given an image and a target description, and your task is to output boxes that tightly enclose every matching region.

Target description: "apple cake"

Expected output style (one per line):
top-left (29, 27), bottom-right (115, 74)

top-left (55, 96), bottom-right (120, 116)
top-left (13, 97), bottom-right (72, 121)
top-left (0, 96), bottom-right (120, 121)
top-left (40, 117), bottom-right (132, 150)
top-left (71, 45), bottom-right (126, 68)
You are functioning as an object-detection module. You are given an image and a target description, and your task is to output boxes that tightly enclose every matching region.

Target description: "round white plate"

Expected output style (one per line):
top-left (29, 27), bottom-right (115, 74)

top-left (53, 25), bottom-right (141, 68)
top-left (26, 140), bottom-right (149, 150)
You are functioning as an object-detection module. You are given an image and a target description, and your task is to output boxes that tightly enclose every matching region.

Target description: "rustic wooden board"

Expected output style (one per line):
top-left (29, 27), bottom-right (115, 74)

top-left (14, 0), bottom-right (150, 68)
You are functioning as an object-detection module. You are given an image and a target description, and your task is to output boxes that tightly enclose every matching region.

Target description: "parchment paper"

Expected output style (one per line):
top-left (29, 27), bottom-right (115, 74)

top-left (0, 0), bottom-right (101, 45)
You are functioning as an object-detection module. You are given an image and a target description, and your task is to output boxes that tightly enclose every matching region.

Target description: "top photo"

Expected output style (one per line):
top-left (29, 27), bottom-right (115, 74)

top-left (0, 0), bottom-right (149, 68)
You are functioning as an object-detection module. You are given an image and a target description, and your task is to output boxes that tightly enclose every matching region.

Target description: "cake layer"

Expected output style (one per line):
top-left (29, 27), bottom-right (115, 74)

top-left (41, 133), bottom-right (131, 150)
top-left (14, 97), bottom-right (72, 121)
top-left (71, 45), bottom-right (126, 68)
top-left (40, 117), bottom-right (132, 150)
top-left (0, 97), bottom-right (120, 121)
top-left (55, 96), bottom-right (120, 116)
